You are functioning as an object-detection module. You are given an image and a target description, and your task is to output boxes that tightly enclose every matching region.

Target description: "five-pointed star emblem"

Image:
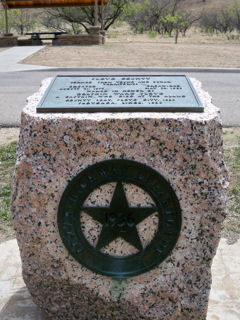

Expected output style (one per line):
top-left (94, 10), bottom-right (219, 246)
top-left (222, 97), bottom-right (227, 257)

top-left (82, 182), bottom-right (157, 251)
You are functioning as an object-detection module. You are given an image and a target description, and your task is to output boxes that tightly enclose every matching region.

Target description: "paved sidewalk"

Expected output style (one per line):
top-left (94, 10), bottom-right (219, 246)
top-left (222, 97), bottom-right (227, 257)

top-left (0, 238), bottom-right (239, 320)
top-left (0, 47), bottom-right (54, 72)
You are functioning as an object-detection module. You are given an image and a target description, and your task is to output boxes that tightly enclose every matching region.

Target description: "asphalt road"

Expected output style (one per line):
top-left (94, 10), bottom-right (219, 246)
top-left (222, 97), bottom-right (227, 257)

top-left (0, 68), bottom-right (239, 127)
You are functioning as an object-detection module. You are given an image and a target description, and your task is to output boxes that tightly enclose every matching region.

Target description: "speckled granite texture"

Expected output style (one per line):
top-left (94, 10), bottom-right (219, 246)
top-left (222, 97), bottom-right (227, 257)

top-left (11, 77), bottom-right (229, 320)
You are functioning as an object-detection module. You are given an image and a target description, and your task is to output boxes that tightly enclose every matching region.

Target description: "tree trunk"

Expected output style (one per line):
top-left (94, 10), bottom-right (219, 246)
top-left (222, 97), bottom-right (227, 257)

top-left (94, 0), bottom-right (98, 26)
top-left (175, 28), bottom-right (179, 44)
top-left (101, 0), bottom-right (104, 30)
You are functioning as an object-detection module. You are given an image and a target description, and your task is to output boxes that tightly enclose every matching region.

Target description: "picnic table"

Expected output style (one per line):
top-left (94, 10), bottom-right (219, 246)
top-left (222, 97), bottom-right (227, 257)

top-left (25, 32), bottom-right (68, 45)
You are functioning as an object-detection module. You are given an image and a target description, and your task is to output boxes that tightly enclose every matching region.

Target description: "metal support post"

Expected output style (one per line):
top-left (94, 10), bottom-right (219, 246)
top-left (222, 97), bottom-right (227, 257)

top-left (4, 5), bottom-right (9, 34)
top-left (94, 0), bottom-right (98, 26)
top-left (101, 0), bottom-right (104, 30)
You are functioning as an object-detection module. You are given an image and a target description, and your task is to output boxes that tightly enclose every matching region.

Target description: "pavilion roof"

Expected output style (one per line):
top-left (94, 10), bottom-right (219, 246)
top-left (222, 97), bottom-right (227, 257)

top-left (2, 0), bottom-right (107, 8)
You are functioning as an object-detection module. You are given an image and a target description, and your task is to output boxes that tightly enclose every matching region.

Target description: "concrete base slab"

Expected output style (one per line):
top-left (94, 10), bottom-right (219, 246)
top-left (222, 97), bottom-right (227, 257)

top-left (207, 238), bottom-right (240, 320)
top-left (0, 238), bottom-right (239, 320)
top-left (0, 239), bottom-right (48, 319)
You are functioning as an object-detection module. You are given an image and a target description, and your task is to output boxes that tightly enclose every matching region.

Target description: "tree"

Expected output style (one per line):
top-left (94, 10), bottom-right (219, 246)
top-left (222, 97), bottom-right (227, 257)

top-left (12, 9), bottom-right (36, 35)
top-left (0, 8), bottom-right (36, 35)
top-left (0, 9), bottom-right (15, 34)
top-left (216, 8), bottom-right (234, 33)
top-left (199, 2), bottom-right (240, 35)
top-left (231, 1), bottom-right (240, 32)
top-left (41, 8), bottom-right (84, 34)
top-left (160, 10), bottom-right (198, 42)
top-left (125, 0), bottom-right (171, 34)
top-left (199, 11), bottom-right (217, 33)
top-left (124, 0), bottom-right (197, 42)
top-left (41, 0), bottom-right (129, 34)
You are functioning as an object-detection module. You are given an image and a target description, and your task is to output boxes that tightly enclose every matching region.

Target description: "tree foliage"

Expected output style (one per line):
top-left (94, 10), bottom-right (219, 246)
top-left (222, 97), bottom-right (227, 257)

top-left (0, 8), bottom-right (36, 34)
top-left (199, 1), bottom-right (240, 34)
top-left (12, 9), bottom-right (36, 34)
top-left (41, 0), bottom-right (129, 34)
top-left (124, 0), bottom-right (198, 42)
top-left (125, 0), bottom-right (170, 34)
top-left (0, 9), bottom-right (14, 34)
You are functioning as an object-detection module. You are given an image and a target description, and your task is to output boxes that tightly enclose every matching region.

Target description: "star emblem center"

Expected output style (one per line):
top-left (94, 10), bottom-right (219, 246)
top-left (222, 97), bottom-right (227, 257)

top-left (82, 182), bottom-right (157, 252)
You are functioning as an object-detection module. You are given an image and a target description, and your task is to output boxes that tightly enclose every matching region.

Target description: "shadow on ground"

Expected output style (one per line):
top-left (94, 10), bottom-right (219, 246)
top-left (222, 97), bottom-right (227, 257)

top-left (0, 286), bottom-right (49, 320)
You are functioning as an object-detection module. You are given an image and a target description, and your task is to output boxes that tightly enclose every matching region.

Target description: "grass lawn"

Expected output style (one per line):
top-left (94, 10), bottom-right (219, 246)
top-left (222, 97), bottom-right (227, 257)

top-left (222, 128), bottom-right (240, 243)
top-left (0, 141), bottom-right (18, 242)
top-left (0, 127), bottom-right (239, 243)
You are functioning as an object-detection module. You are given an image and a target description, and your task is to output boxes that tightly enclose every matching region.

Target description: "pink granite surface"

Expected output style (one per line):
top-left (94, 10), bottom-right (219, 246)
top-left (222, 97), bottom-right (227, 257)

top-left (11, 77), bottom-right (229, 320)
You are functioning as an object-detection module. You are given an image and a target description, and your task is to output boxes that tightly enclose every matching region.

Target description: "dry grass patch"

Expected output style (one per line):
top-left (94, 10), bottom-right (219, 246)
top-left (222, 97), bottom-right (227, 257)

top-left (0, 128), bottom-right (20, 145)
top-left (22, 25), bottom-right (240, 68)
top-left (0, 128), bottom-right (20, 243)
top-left (108, 24), bottom-right (240, 45)
top-left (22, 41), bottom-right (240, 68)
top-left (0, 141), bottom-right (17, 243)
top-left (222, 128), bottom-right (240, 243)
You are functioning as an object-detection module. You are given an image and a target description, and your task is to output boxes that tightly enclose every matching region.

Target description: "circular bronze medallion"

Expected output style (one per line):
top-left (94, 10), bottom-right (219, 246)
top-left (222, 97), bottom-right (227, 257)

top-left (58, 159), bottom-right (181, 278)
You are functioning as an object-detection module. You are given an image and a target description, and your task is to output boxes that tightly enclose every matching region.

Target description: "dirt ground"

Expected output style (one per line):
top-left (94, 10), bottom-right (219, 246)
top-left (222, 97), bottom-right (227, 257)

top-left (0, 128), bottom-right (19, 145)
top-left (223, 127), bottom-right (240, 147)
top-left (22, 27), bottom-right (240, 68)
